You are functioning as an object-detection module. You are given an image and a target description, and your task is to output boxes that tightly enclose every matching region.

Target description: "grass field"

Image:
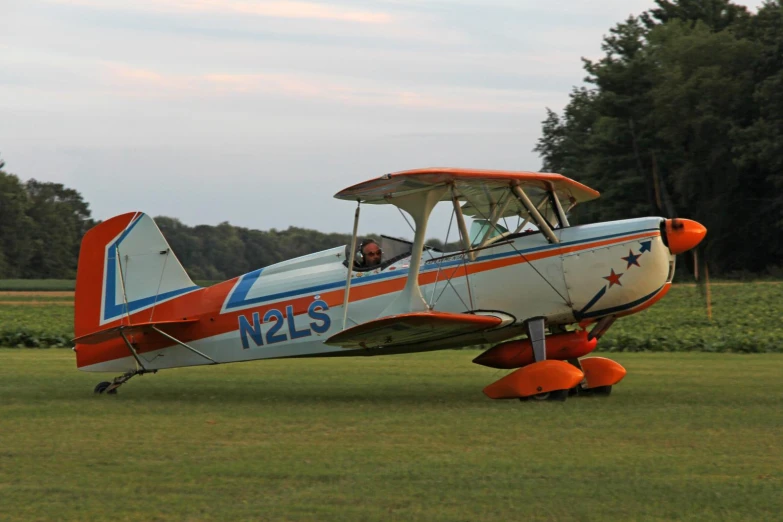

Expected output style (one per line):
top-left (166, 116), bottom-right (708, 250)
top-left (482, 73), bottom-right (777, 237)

top-left (1, 350), bottom-right (781, 521)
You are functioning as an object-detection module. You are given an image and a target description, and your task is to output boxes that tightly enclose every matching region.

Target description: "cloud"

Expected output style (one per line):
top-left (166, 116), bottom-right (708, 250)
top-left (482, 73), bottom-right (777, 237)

top-left (47, 0), bottom-right (393, 24)
top-left (103, 63), bottom-right (193, 93)
top-left (100, 62), bottom-right (560, 113)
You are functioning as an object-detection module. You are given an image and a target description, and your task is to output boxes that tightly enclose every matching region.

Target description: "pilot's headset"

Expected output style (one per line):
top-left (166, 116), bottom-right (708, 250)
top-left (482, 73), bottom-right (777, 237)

top-left (355, 238), bottom-right (379, 266)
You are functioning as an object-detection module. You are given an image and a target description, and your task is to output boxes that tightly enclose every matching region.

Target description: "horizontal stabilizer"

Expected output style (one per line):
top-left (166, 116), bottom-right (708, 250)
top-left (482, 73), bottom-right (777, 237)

top-left (73, 319), bottom-right (199, 345)
top-left (325, 311), bottom-right (506, 349)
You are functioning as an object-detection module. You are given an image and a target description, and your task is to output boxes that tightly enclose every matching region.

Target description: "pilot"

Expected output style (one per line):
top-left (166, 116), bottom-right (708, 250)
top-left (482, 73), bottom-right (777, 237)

top-left (356, 238), bottom-right (383, 268)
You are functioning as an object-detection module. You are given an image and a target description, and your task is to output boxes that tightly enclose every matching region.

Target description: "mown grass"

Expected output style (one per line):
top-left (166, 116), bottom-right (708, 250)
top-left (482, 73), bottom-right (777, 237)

top-left (0, 350), bottom-right (781, 521)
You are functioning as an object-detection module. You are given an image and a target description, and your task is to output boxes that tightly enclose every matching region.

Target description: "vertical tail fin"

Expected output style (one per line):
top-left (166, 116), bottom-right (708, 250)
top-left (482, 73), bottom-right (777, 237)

top-left (74, 212), bottom-right (199, 338)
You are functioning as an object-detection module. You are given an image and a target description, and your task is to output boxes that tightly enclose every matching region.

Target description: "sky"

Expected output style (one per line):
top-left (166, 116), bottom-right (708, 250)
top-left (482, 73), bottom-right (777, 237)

top-left (0, 0), bottom-right (766, 241)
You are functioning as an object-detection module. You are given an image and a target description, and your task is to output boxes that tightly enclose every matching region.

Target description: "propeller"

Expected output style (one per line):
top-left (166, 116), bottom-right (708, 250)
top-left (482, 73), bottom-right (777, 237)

top-left (651, 153), bottom-right (712, 320)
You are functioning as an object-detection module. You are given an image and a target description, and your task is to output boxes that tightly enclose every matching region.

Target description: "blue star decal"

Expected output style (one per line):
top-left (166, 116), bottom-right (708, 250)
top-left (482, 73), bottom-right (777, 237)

top-left (639, 240), bottom-right (652, 253)
top-left (622, 249), bottom-right (641, 269)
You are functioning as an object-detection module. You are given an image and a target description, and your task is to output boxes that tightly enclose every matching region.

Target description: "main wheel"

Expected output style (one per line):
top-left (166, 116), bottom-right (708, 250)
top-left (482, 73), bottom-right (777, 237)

top-left (591, 385), bottom-right (612, 396)
top-left (93, 381), bottom-right (111, 394)
top-left (547, 389), bottom-right (568, 402)
top-left (530, 389), bottom-right (568, 402)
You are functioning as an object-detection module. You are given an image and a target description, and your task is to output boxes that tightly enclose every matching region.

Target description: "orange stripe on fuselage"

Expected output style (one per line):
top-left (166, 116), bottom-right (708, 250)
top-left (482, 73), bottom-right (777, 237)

top-left (76, 231), bottom-right (659, 368)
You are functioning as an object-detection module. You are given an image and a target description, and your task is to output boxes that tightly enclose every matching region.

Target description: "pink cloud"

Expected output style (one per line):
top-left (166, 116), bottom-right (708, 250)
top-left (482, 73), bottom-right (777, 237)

top-left (48, 0), bottom-right (393, 23)
top-left (102, 64), bottom-right (556, 113)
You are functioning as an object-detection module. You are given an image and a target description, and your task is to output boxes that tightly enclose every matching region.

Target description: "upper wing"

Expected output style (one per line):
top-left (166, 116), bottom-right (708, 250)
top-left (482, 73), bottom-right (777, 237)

top-left (333, 168), bottom-right (600, 206)
top-left (324, 311), bottom-right (512, 349)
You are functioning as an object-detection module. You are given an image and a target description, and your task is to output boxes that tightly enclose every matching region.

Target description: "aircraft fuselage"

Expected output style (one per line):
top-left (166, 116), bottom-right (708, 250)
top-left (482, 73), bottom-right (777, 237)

top-left (79, 216), bottom-right (672, 372)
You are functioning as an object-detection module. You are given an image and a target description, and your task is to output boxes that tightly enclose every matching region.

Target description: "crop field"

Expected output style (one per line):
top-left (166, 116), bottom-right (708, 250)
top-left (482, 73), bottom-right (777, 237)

top-left (1, 349), bottom-right (781, 521)
top-left (0, 279), bottom-right (76, 291)
top-left (0, 282), bottom-right (781, 352)
top-left (0, 279), bottom-right (219, 292)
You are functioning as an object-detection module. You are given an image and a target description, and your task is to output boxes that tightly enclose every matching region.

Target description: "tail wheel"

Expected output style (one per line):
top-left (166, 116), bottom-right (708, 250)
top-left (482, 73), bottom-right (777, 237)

top-left (93, 381), bottom-right (111, 394)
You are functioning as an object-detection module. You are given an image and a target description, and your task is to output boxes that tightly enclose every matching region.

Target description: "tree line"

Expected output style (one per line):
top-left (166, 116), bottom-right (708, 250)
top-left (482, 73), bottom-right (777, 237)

top-left (0, 156), bottom-right (94, 279)
top-left (0, 157), bottom-right (361, 280)
top-left (535, 0), bottom-right (783, 275)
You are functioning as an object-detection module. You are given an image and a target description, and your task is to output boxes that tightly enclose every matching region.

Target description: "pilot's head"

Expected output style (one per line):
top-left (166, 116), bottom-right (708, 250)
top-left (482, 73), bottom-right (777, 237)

top-left (360, 239), bottom-right (382, 267)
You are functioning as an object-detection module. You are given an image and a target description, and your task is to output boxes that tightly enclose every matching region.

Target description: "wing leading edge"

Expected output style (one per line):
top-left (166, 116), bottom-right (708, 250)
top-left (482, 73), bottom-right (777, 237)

top-left (333, 167), bottom-right (600, 205)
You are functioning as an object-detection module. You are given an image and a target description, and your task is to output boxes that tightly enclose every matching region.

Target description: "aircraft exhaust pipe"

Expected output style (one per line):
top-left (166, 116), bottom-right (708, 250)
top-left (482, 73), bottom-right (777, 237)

top-left (662, 218), bottom-right (707, 255)
top-left (473, 330), bottom-right (597, 370)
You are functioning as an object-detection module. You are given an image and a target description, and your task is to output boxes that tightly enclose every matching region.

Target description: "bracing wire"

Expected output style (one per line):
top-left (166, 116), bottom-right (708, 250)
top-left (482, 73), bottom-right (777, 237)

top-left (397, 206), bottom-right (416, 235)
top-left (428, 208), bottom-right (455, 308)
top-left (148, 249), bottom-right (170, 322)
top-left (469, 187), bottom-right (571, 306)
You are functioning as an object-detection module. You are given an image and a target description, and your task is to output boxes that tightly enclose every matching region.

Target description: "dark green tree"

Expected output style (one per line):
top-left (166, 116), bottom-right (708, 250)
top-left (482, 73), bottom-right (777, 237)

top-left (535, 0), bottom-right (783, 275)
top-left (23, 180), bottom-right (94, 278)
top-left (0, 166), bottom-right (35, 278)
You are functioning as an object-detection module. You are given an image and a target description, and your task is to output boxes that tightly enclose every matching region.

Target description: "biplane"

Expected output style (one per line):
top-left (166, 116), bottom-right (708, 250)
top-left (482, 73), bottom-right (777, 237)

top-left (73, 168), bottom-right (706, 400)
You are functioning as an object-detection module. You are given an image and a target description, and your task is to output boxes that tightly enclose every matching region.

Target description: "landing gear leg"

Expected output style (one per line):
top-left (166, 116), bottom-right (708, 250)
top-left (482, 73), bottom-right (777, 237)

top-left (524, 317), bottom-right (568, 402)
top-left (94, 369), bottom-right (156, 395)
top-left (527, 317), bottom-right (546, 363)
top-left (484, 319), bottom-right (585, 401)
top-left (566, 358), bottom-right (584, 396)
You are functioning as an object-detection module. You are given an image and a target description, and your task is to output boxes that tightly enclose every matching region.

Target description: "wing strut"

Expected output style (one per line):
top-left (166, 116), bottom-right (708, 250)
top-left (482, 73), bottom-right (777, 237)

top-left (378, 186), bottom-right (450, 316)
top-left (512, 185), bottom-right (559, 244)
top-left (150, 326), bottom-right (219, 364)
top-left (342, 202), bottom-right (361, 330)
top-left (551, 191), bottom-right (570, 227)
top-left (119, 330), bottom-right (148, 371)
top-left (477, 192), bottom-right (512, 249)
top-left (451, 189), bottom-right (474, 261)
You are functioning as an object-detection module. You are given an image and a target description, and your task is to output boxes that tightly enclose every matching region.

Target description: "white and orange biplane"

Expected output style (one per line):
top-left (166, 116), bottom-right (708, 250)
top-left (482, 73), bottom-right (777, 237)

top-left (73, 168), bottom-right (706, 400)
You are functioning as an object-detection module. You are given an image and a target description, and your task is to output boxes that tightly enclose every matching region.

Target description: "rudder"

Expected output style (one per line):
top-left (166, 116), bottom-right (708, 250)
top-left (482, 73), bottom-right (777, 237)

top-left (74, 212), bottom-right (199, 340)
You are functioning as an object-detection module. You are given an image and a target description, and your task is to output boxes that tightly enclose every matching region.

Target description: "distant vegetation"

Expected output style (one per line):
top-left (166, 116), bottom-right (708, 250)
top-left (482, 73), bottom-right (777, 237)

top-left (2, 1), bottom-right (783, 281)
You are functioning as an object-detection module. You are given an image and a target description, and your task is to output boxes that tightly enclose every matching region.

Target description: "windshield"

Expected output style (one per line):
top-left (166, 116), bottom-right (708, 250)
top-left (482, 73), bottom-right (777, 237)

top-left (459, 186), bottom-right (568, 249)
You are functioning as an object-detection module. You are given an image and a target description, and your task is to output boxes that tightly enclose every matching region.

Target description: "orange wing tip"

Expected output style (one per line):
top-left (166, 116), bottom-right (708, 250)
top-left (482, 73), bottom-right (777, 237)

top-left (482, 360), bottom-right (584, 400)
top-left (664, 218), bottom-right (707, 255)
top-left (473, 330), bottom-right (597, 369)
top-left (580, 357), bottom-right (627, 389)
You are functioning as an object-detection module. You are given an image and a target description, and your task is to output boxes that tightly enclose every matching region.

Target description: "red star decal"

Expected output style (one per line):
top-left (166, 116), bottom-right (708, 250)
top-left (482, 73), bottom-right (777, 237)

top-left (603, 269), bottom-right (623, 287)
